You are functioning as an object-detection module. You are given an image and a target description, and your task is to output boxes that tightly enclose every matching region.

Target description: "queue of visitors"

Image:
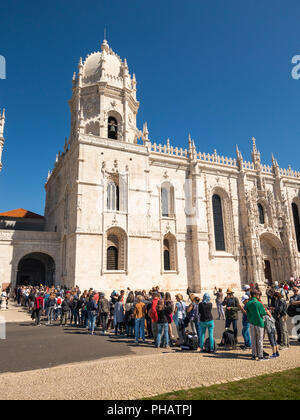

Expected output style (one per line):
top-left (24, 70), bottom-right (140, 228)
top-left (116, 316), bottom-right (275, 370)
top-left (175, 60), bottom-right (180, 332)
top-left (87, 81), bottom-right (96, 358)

top-left (9, 276), bottom-right (300, 360)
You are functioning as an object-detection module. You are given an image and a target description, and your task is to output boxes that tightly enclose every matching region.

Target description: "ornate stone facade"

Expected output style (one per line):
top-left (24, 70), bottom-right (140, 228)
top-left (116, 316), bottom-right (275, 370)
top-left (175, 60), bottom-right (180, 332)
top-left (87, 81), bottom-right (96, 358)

top-left (1, 40), bottom-right (300, 294)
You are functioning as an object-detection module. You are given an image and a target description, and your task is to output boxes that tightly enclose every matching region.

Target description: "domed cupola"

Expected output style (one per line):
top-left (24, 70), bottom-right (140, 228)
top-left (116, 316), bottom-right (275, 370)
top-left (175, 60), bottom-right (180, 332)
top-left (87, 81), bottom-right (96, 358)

top-left (69, 39), bottom-right (140, 144)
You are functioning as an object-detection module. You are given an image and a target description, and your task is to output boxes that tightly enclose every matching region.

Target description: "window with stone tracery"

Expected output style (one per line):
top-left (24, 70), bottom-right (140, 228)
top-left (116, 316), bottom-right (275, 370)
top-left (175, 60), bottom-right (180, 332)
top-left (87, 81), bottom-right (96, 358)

top-left (258, 203), bottom-right (265, 225)
top-left (106, 228), bottom-right (127, 271)
top-left (161, 182), bottom-right (175, 218)
top-left (212, 194), bottom-right (226, 251)
top-left (107, 180), bottom-right (120, 211)
top-left (292, 202), bottom-right (300, 252)
top-left (163, 233), bottom-right (177, 271)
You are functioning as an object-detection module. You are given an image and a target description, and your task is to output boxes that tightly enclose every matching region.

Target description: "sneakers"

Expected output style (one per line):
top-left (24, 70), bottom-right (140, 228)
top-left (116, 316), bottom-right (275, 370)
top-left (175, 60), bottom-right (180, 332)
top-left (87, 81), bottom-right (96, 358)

top-left (270, 354), bottom-right (278, 359)
top-left (258, 357), bottom-right (269, 362)
top-left (279, 346), bottom-right (288, 351)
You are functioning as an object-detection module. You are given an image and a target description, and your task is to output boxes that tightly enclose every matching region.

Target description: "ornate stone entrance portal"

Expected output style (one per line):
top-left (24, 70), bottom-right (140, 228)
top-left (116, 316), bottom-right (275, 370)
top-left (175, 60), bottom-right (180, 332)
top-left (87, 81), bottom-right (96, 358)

top-left (260, 233), bottom-right (285, 285)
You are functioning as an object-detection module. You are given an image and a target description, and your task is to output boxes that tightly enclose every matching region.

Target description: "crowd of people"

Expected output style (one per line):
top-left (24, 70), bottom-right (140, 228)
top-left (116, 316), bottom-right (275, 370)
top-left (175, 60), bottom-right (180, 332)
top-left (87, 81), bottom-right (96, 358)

top-left (8, 276), bottom-right (300, 360)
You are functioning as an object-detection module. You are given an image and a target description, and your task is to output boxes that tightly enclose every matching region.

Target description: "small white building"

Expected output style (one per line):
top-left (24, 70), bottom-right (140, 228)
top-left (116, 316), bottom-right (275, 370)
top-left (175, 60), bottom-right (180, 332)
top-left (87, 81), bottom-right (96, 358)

top-left (0, 40), bottom-right (300, 295)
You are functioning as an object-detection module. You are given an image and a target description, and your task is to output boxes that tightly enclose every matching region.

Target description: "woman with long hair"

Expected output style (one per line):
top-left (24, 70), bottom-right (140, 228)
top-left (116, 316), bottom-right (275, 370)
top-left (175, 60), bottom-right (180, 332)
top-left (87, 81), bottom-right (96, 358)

top-left (164, 292), bottom-right (175, 346)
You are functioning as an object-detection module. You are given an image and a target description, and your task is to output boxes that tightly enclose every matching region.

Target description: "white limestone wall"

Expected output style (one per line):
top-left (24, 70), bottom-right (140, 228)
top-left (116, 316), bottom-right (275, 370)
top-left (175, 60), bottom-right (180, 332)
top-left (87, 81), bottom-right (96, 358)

top-left (0, 230), bottom-right (61, 288)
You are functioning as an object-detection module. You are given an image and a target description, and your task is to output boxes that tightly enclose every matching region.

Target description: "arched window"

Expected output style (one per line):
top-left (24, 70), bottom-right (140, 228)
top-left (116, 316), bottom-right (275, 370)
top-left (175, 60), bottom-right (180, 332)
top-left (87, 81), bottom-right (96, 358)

top-left (107, 246), bottom-right (118, 270)
top-left (161, 182), bottom-right (175, 218)
top-left (108, 117), bottom-right (118, 140)
top-left (107, 181), bottom-right (120, 211)
top-left (258, 203), bottom-right (265, 225)
top-left (106, 228), bottom-right (127, 271)
top-left (163, 239), bottom-right (171, 271)
top-left (163, 234), bottom-right (177, 271)
top-left (292, 203), bottom-right (300, 252)
top-left (212, 194), bottom-right (226, 251)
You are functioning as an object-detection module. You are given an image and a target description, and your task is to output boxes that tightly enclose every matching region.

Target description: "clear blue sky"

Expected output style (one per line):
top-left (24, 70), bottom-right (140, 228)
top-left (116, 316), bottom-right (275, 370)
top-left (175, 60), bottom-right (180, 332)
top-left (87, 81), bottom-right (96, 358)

top-left (1, 0), bottom-right (300, 214)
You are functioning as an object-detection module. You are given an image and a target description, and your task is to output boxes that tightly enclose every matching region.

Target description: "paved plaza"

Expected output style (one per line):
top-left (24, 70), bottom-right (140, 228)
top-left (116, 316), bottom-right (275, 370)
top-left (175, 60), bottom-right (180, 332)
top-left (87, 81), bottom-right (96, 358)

top-left (0, 303), bottom-right (299, 399)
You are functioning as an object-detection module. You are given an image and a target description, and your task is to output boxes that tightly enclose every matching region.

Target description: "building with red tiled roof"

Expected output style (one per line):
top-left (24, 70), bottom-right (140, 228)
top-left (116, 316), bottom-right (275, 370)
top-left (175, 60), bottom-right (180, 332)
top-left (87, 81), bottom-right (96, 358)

top-left (0, 208), bottom-right (45, 231)
top-left (0, 208), bottom-right (44, 219)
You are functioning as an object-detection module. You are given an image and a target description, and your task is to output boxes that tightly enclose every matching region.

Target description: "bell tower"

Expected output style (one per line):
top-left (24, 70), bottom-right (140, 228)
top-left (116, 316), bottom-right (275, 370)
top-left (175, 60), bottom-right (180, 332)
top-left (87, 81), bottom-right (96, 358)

top-left (0, 108), bottom-right (5, 173)
top-left (69, 39), bottom-right (140, 145)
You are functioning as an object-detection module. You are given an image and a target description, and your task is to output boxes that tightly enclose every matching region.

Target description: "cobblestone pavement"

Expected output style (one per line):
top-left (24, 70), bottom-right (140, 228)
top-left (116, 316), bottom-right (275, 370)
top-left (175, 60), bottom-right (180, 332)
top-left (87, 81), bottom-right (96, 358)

top-left (0, 340), bottom-right (299, 400)
top-left (1, 301), bottom-right (299, 400)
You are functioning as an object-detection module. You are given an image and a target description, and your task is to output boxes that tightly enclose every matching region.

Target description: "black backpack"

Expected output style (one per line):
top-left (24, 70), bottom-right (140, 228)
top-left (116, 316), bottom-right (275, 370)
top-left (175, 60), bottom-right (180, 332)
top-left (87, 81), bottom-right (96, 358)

top-left (184, 332), bottom-right (198, 350)
top-left (287, 304), bottom-right (297, 318)
top-left (204, 338), bottom-right (217, 353)
top-left (222, 329), bottom-right (235, 347)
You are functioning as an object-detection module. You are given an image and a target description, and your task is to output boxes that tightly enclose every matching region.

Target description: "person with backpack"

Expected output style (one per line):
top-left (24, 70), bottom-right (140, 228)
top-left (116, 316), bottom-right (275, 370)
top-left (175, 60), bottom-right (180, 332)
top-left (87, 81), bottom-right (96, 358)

top-left (264, 312), bottom-right (280, 359)
top-left (61, 296), bottom-right (71, 326)
top-left (155, 299), bottom-right (172, 349)
top-left (272, 292), bottom-right (289, 350)
top-left (186, 294), bottom-right (197, 334)
top-left (54, 296), bottom-right (62, 321)
top-left (32, 293), bottom-right (44, 326)
top-left (163, 292), bottom-right (175, 346)
top-left (198, 293), bottom-right (215, 353)
top-left (240, 295), bottom-right (252, 350)
top-left (245, 290), bottom-right (268, 361)
top-left (114, 295), bottom-right (125, 336)
top-left (133, 295), bottom-right (146, 344)
top-left (79, 291), bottom-right (88, 328)
top-left (174, 294), bottom-right (187, 346)
top-left (124, 294), bottom-right (135, 337)
top-left (222, 288), bottom-right (240, 344)
top-left (46, 293), bottom-right (57, 325)
top-left (98, 293), bottom-right (110, 335)
top-left (86, 295), bottom-right (98, 335)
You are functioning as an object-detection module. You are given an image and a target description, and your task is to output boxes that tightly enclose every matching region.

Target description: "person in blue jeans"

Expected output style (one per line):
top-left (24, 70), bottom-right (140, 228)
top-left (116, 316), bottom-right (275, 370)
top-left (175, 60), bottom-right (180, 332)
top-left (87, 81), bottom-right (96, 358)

top-left (155, 300), bottom-right (171, 348)
top-left (134, 296), bottom-right (146, 344)
top-left (240, 295), bottom-right (252, 350)
top-left (197, 294), bottom-right (215, 352)
top-left (87, 295), bottom-right (98, 335)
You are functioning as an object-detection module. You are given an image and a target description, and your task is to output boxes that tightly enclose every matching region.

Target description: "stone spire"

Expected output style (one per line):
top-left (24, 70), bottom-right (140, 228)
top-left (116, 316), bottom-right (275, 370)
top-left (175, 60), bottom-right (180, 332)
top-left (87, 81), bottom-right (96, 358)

top-left (251, 136), bottom-right (261, 170)
top-left (188, 134), bottom-right (197, 161)
top-left (0, 108), bottom-right (6, 172)
top-left (236, 144), bottom-right (244, 171)
top-left (272, 153), bottom-right (280, 178)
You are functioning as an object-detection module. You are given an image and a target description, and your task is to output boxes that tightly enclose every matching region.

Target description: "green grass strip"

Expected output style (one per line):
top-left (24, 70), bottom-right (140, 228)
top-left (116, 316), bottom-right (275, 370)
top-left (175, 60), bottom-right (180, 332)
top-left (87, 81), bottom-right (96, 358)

top-left (145, 367), bottom-right (300, 400)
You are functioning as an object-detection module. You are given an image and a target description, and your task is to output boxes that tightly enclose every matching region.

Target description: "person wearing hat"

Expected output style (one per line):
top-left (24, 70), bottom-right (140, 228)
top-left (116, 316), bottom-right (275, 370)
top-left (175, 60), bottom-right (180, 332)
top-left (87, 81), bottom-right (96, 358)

top-left (222, 288), bottom-right (240, 343)
top-left (240, 295), bottom-right (252, 350)
top-left (244, 285), bottom-right (251, 298)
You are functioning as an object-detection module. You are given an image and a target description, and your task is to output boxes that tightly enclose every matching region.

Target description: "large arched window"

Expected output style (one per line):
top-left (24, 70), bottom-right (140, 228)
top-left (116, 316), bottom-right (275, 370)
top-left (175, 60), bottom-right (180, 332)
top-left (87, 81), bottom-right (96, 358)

top-left (212, 194), bottom-right (226, 251)
top-left (107, 181), bottom-right (120, 211)
top-left (108, 117), bottom-right (118, 140)
top-left (106, 228), bottom-right (127, 271)
top-left (258, 203), bottom-right (265, 225)
top-left (292, 203), bottom-right (300, 252)
top-left (161, 182), bottom-right (175, 218)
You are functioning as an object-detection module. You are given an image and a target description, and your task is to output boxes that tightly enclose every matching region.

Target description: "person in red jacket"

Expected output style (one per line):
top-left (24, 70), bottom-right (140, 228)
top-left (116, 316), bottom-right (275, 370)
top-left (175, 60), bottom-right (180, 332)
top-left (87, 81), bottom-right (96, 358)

top-left (149, 293), bottom-right (160, 343)
top-left (32, 293), bottom-right (44, 326)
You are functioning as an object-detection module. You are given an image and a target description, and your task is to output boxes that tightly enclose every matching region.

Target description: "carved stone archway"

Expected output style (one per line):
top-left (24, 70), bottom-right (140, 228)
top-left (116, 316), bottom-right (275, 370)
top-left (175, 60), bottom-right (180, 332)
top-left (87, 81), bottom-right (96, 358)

top-left (259, 233), bottom-right (285, 284)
